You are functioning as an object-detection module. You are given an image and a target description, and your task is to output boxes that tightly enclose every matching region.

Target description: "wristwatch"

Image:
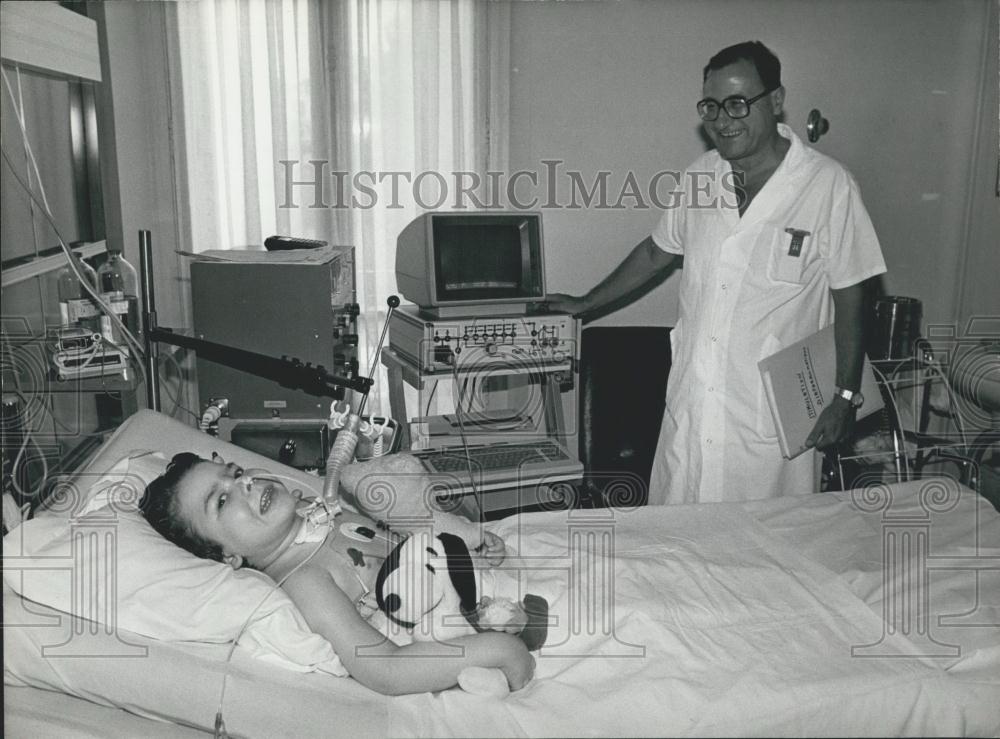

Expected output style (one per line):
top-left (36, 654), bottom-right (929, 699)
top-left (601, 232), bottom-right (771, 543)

top-left (834, 386), bottom-right (864, 409)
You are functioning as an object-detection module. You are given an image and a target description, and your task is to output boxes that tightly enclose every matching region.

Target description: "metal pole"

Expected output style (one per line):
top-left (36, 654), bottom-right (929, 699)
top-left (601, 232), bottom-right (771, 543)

top-left (138, 230), bottom-right (161, 411)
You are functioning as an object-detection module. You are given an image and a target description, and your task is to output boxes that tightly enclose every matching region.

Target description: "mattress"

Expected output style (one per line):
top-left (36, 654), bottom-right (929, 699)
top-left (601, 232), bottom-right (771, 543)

top-left (5, 411), bottom-right (999, 737)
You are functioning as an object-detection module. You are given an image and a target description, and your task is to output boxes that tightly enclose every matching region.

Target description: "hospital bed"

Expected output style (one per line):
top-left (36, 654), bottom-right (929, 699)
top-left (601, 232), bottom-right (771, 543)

top-left (4, 410), bottom-right (999, 737)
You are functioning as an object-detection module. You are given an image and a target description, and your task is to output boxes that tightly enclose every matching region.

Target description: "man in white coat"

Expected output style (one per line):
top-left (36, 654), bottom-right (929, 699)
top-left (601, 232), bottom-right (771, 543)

top-left (550, 41), bottom-right (886, 504)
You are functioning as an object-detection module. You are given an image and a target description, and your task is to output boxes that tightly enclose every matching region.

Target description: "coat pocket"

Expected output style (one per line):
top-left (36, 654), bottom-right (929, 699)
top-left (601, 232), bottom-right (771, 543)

top-left (766, 225), bottom-right (814, 285)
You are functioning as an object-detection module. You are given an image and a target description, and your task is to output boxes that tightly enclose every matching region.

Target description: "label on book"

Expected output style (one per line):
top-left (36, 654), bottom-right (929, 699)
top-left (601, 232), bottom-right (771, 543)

top-left (758, 325), bottom-right (884, 459)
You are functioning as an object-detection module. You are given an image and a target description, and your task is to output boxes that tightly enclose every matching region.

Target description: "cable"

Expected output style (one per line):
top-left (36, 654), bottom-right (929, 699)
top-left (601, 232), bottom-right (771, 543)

top-left (1, 144), bottom-right (147, 380)
top-left (5, 65), bottom-right (51, 215)
top-left (9, 429), bottom-right (49, 502)
top-left (423, 380), bottom-right (439, 417)
top-left (879, 352), bottom-right (971, 465)
top-left (39, 398), bottom-right (115, 438)
top-left (1, 66), bottom-right (147, 387)
top-left (871, 364), bottom-right (911, 480)
top-left (55, 342), bottom-right (102, 374)
top-left (451, 362), bottom-right (484, 521)
top-left (213, 484), bottom-right (329, 739)
top-left (156, 350), bottom-right (201, 424)
top-left (219, 298), bottom-right (399, 733)
top-left (920, 355), bottom-right (970, 450)
top-left (4, 336), bottom-right (109, 440)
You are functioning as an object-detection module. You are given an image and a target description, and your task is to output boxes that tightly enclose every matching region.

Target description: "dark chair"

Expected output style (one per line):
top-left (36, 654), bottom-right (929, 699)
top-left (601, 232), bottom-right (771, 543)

top-left (576, 326), bottom-right (672, 507)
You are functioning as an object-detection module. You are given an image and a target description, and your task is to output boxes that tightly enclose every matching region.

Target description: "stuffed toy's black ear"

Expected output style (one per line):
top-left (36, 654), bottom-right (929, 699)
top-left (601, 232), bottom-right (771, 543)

top-left (375, 536), bottom-right (418, 628)
top-left (436, 532), bottom-right (478, 617)
top-left (517, 594), bottom-right (549, 651)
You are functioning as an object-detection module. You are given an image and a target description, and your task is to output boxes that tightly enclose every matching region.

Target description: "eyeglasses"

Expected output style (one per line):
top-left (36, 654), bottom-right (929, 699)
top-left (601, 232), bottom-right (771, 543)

top-left (696, 88), bottom-right (776, 122)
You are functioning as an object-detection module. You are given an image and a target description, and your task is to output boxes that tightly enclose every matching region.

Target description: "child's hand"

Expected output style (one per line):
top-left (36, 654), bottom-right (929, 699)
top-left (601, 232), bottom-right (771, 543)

top-left (476, 596), bottom-right (528, 634)
top-left (477, 531), bottom-right (507, 566)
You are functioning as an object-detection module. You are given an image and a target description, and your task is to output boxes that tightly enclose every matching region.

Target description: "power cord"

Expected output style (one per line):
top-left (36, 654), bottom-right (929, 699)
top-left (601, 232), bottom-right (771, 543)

top-left (156, 350), bottom-right (202, 425)
top-left (870, 364), bottom-right (912, 480)
top-left (451, 362), bottom-right (485, 521)
top-left (0, 144), bottom-right (147, 383)
top-left (2, 66), bottom-right (147, 387)
top-left (212, 474), bottom-right (329, 739)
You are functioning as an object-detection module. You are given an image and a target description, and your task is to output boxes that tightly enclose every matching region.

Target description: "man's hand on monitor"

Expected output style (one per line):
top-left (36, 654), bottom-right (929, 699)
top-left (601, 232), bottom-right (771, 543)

top-left (545, 293), bottom-right (590, 317)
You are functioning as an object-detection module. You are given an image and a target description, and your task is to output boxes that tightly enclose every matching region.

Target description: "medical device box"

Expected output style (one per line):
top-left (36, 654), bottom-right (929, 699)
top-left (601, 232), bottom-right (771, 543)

top-left (388, 304), bottom-right (577, 374)
top-left (190, 247), bottom-right (358, 419)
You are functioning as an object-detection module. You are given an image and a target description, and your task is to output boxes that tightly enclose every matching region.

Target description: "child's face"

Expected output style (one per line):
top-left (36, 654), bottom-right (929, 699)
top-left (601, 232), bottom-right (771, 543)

top-left (173, 458), bottom-right (302, 568)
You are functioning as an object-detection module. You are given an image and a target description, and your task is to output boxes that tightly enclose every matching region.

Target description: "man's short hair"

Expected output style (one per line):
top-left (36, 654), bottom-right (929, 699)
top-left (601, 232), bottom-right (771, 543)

top-left (704, 41), bottom-right (782, 91)
top-left (141, 452), bottom-right (225, 562)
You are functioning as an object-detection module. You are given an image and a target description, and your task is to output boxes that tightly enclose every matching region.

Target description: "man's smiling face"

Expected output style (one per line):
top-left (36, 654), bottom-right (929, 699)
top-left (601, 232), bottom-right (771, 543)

top-left (701, 59), bottom-right (783, 165)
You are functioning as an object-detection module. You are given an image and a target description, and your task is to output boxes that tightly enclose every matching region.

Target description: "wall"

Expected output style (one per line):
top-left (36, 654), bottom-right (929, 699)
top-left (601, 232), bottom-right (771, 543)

top-left (93, 0), bottom-right (187, 331)
top-left (508, 0), bottom-right (998, 331)
top-left (34, 0), bottom-right (995, 451)
top-left (91, 0), bottom-right (198, 419)
top-left (955, 0), bottom-right (1000, 332)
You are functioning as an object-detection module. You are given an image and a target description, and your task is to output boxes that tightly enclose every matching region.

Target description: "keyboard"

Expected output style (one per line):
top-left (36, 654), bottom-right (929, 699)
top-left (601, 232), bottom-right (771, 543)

top-left (415, 440), bottom-right (583, 492)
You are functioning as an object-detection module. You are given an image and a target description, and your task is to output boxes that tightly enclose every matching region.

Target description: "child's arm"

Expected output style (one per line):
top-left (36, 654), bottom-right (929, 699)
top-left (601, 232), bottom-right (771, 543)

top-left (283, 565), bottom-right (535, 696)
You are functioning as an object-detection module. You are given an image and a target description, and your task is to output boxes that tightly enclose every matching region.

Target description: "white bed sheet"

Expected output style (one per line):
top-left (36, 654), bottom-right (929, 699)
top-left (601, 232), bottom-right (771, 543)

top-left (398, 494), bottom-right (999, 737)
top-left (3, 684), bottom-right (206, 739)
top-left (5, 411), bottom-right (999, 737)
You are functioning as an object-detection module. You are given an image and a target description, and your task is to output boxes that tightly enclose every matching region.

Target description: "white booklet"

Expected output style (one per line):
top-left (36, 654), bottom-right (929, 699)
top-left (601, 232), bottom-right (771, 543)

top-left (758, 324), bottom-right (884, 459)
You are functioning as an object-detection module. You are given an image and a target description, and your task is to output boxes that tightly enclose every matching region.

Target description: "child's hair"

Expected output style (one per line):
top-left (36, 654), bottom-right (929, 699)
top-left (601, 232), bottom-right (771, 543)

top-left (141, 452), bottom-right (225, 562)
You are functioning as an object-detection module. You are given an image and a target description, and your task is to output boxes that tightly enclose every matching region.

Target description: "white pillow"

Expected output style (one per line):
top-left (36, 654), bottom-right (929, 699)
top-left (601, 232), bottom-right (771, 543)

top-left (74, 449), bottom-right (170, 516)
top-left (3, 453), bottom-right (346, 677)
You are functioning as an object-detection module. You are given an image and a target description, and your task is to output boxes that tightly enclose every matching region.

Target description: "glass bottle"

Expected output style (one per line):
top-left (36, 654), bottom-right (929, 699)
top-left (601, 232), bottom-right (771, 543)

top-left (97, 248), bottom-right (140, 340)
top-left (57, 250), bottom-right (99, 327)
top-left (97, 248), bottom-right (138, 299)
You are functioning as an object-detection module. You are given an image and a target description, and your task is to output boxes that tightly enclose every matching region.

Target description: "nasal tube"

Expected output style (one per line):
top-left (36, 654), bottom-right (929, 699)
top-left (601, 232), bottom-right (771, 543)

top-left (323, 413), bottom-right (360, 504)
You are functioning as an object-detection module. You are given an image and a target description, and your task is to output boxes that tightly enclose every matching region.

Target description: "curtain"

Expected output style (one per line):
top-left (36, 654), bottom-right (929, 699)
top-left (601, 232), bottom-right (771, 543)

top-left (164, 0), bottom-right (510, 417)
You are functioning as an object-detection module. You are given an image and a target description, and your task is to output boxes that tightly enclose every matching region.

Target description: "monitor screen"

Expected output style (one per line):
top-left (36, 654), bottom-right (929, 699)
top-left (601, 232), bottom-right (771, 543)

top-left (396, 212), bottom-right (545, 317)
top-left (434, 219), bottom-right (537, 300)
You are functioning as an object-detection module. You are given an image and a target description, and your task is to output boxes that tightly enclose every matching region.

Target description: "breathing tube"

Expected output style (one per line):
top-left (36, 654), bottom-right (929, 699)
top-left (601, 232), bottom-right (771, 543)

top-left (323, 412), bottom-right (361, 504)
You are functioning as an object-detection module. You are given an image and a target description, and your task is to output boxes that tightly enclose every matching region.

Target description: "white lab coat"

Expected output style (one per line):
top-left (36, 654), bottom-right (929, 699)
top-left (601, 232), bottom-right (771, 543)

top-left (648, 125), bottom-right (886, 505)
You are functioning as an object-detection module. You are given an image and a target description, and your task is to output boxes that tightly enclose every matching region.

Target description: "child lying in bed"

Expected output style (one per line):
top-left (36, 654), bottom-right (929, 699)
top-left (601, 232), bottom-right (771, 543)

top-left (140, 452), bottom-right (535, 696)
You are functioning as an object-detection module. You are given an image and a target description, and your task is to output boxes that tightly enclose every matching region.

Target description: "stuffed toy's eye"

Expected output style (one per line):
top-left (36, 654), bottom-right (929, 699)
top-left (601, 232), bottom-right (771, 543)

top-left (384, 593), bottom-right (401, 614)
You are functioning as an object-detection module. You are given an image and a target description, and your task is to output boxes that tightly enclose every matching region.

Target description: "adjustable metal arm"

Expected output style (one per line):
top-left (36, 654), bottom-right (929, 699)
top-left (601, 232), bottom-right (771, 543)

top-left (137, 230), bottom-right (371, 411)
top-left (148, 326), bottom-right (371, 397)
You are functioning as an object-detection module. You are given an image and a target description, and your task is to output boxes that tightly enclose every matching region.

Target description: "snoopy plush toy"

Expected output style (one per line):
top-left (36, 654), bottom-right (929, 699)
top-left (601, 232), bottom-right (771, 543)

top-left (339, 452), bottom-right (547, 694)
top-left (374, 524), bottom-right (548, 696)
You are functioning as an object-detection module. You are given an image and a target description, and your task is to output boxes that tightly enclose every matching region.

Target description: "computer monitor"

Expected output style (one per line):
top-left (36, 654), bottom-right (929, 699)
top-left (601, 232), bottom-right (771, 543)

top-left (395, 212), bottom-right (545, 317)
